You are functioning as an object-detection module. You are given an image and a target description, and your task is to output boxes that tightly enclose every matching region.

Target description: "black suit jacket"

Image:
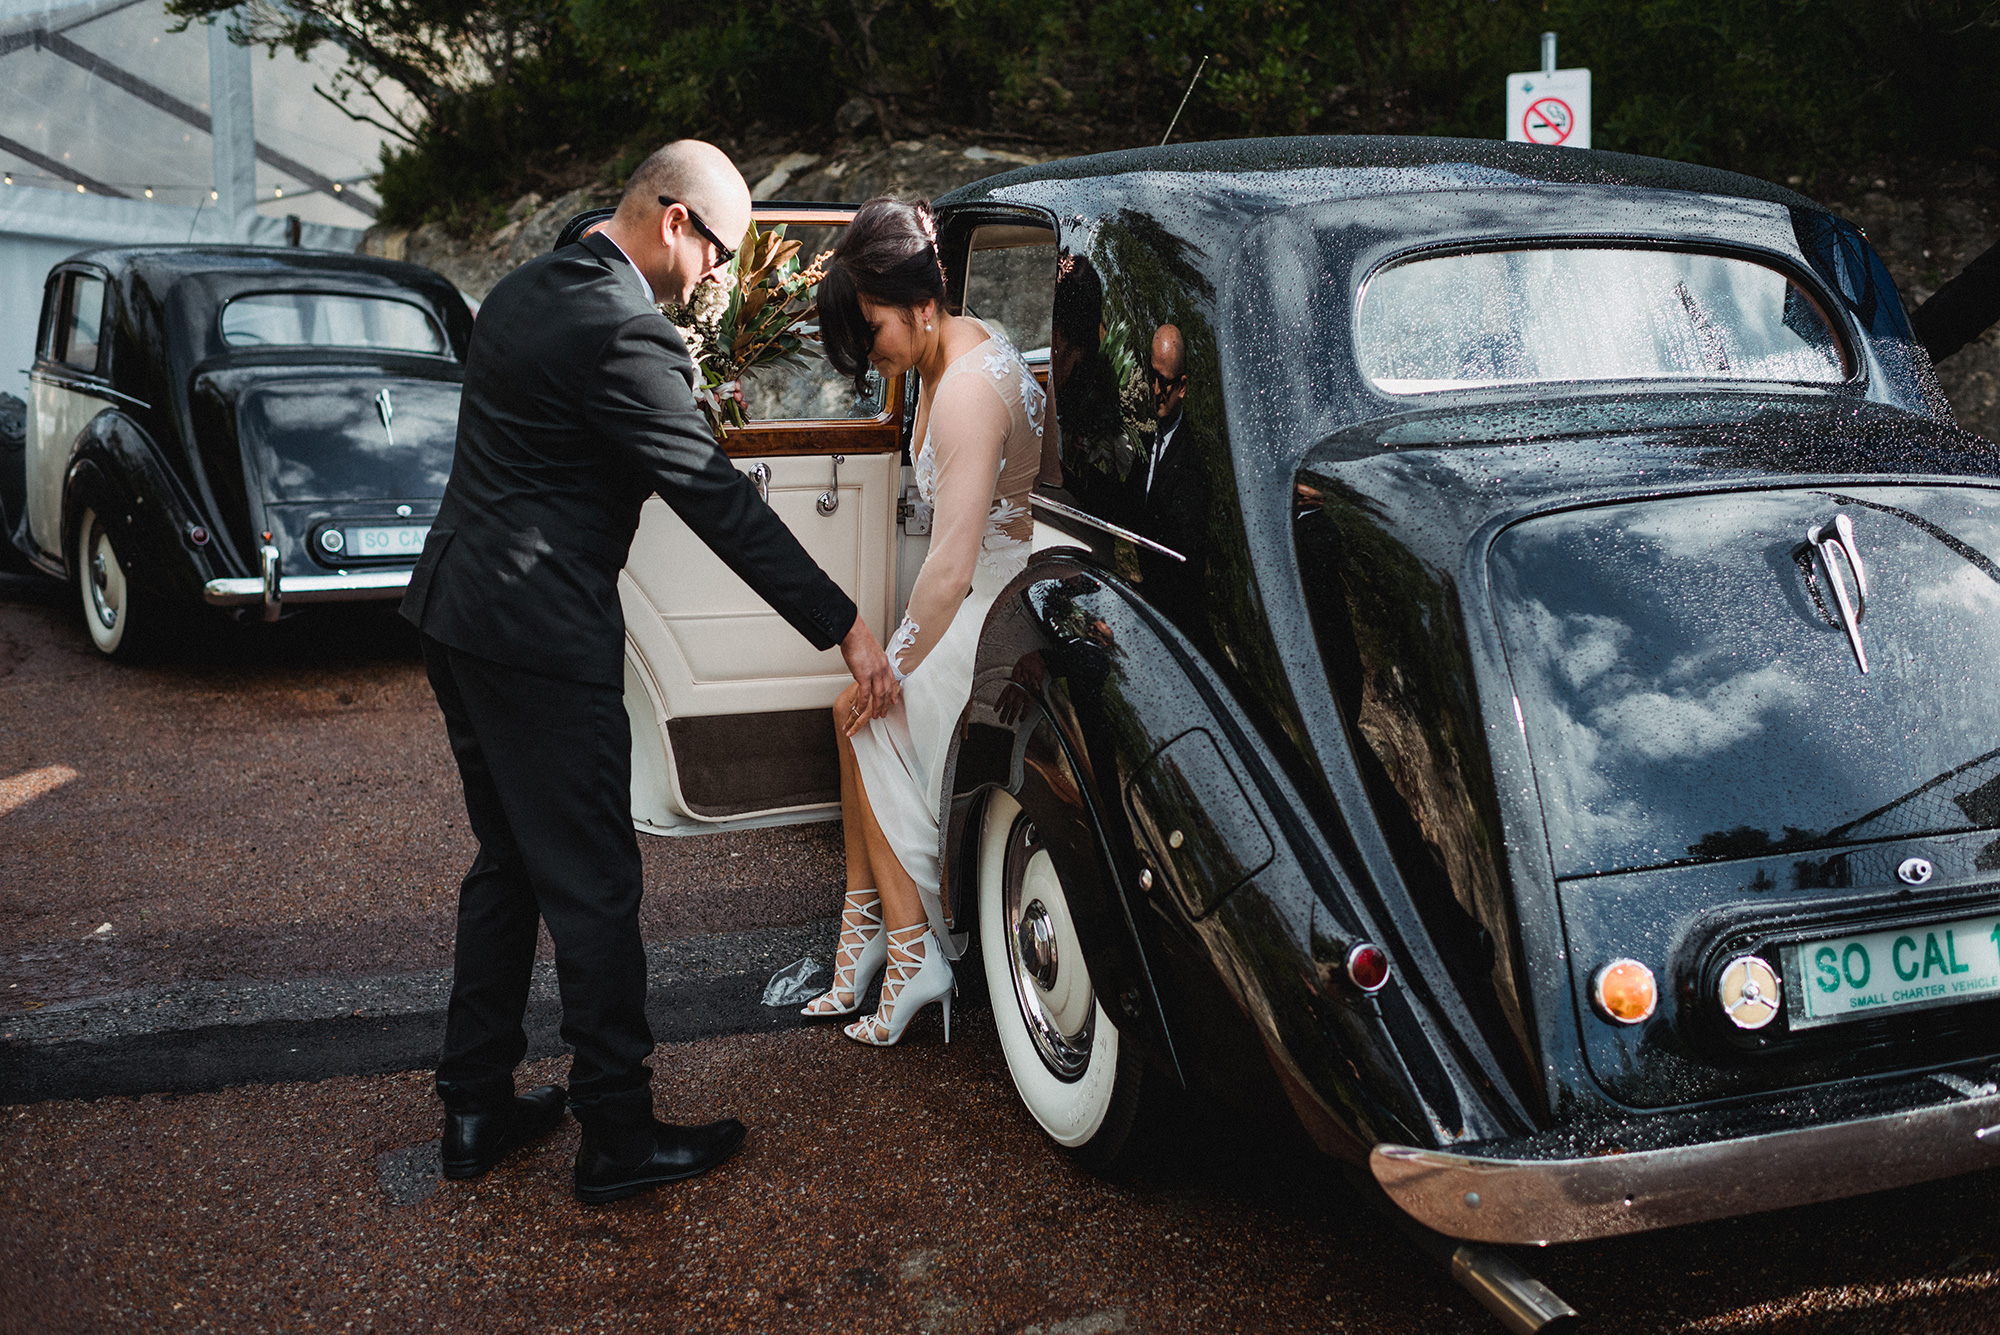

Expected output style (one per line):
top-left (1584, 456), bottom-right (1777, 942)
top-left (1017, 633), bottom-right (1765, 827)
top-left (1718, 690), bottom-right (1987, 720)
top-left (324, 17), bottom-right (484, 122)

top-left (402, 232), bottom-right (857, 686)
top-left (1121, 417), bottom-right (1210, 627)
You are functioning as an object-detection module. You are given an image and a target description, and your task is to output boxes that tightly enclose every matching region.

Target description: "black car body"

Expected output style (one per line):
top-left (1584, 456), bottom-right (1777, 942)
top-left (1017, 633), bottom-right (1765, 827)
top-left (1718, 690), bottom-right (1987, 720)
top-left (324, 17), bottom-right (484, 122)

top-left (7, 246), bottom-right (471, 655)
top-left (927, 137), bottom-right (2000, 1251)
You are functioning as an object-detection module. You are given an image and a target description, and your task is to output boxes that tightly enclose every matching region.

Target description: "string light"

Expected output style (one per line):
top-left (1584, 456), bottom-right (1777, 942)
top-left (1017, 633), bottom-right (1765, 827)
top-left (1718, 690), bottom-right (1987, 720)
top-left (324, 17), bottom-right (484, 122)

top-left (210, 189), bottom-right (218, 200)
top-left (143, 186), bottom-right (154, 198)
top-left (3, 173), bottom-right (11, 185)
top-left (331, 182), bottom-right (341, 193)
top-left (76, 182), bottom-right (85, 193)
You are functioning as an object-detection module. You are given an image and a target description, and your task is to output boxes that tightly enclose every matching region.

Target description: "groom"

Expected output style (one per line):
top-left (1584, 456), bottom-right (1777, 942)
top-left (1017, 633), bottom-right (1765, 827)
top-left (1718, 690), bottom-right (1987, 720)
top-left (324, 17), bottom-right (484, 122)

top-left (402, 140), bottom-right (897, 1203)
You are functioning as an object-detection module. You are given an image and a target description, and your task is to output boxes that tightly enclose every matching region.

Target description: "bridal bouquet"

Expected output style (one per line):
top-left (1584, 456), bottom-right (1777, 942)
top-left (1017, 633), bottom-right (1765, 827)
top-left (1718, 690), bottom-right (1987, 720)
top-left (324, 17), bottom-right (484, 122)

top-left (663, 222), bottom-right (831, 439)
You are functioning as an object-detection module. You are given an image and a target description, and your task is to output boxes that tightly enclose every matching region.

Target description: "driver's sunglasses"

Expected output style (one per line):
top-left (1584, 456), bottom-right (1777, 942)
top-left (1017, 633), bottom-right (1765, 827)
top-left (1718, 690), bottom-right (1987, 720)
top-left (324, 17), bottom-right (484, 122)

top-left (1150, 367), bottom-right (1187, 389)
top-left (658, 196), bottom-right (737, 268)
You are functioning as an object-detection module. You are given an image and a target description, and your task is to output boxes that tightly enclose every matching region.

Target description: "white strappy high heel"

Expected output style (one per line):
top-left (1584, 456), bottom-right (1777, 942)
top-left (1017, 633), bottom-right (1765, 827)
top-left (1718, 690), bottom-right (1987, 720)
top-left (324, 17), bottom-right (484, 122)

top-left (802, 888), bottom-right (888, 1018)
top-left (844, 924), bottom-right (954, 1047)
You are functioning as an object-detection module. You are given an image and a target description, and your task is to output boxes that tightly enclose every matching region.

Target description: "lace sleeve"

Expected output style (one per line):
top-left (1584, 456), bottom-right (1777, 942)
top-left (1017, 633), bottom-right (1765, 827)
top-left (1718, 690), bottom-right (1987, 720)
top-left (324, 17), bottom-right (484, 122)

top-left (887, 370), bottom-right (1010, 680)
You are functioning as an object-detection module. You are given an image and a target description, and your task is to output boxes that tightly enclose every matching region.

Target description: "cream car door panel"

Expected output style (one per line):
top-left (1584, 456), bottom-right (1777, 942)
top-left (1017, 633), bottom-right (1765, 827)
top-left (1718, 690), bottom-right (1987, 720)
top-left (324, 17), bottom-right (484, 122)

top-left (27, 381), bottom-right (104, 557)
top-left (621, 447), bottom-right (899, 833)
top-left (619, 449), bottom-right (897, 714)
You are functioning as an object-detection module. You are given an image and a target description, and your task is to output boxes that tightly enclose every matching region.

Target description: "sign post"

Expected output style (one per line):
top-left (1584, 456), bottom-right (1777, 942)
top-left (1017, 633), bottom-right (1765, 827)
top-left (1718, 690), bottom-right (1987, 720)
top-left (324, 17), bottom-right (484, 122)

top-left (1506, 32), bottom-right (1591, 149)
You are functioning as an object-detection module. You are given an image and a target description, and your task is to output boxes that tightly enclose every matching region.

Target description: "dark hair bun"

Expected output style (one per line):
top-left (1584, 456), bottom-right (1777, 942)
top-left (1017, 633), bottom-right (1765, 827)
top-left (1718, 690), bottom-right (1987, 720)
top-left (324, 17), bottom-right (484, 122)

top-left (819, 197), bottom-right (948, 393)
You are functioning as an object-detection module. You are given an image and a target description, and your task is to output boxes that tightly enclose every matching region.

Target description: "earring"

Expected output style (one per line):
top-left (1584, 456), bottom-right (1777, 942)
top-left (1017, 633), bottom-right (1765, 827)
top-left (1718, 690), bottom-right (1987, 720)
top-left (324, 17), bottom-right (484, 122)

top-left (925, 321), bottom-right (933, 331)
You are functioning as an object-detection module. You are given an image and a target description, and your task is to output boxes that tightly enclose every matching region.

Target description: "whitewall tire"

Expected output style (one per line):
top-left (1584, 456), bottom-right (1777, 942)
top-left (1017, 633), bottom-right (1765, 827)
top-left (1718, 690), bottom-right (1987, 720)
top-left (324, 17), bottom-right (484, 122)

top-left (75, 506), bottom-right (139, 658)
top-left (978, 788), bottom-right (1142, 1162)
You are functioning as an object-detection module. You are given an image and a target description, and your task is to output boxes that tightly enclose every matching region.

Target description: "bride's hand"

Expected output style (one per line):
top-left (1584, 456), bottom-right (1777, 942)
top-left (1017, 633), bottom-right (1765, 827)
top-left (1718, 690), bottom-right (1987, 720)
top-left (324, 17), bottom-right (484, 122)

top-left (839, 615), bottom-right (899, 734)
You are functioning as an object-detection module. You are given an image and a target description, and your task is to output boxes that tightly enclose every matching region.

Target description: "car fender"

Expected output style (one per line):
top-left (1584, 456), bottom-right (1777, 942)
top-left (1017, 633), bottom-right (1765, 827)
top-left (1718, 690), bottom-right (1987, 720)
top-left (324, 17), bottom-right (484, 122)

top-left (61, 410), bottom-right (214, 602)
top-left (950, 557), bottom-right (1468, 1157)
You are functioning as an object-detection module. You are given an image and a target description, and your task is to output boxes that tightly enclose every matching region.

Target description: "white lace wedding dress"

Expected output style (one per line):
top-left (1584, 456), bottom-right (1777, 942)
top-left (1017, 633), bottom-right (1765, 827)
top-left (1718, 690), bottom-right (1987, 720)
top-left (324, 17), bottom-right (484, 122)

top-left (849, 322), bottom-right (1045, 960)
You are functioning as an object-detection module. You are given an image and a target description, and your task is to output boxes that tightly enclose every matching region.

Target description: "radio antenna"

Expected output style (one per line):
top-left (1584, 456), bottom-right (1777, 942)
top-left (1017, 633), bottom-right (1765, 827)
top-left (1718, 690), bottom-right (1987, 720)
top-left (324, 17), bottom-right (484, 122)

top-left (1160, 55), bottom-right (1210, 147)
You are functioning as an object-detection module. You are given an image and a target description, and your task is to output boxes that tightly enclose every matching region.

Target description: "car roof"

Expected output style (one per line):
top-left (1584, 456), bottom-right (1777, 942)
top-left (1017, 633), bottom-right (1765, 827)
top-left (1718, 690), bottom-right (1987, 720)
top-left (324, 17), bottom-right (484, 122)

top-left (56, 244), bottom-right (450, 289)
top-left (938, 134), bottom-right (1822, 216)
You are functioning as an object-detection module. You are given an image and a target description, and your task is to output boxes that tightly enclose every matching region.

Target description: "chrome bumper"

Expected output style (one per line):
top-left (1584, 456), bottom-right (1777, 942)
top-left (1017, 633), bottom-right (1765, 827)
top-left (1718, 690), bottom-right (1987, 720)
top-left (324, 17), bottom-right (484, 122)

top-left (203, 567), bottom-right (411, 613)
top-left (1372, 1087), bottom-right (2000, 1244)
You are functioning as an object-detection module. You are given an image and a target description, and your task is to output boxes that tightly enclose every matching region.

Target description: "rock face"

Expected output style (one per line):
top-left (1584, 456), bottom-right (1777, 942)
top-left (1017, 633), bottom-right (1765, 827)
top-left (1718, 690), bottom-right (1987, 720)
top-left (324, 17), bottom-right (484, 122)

top-left (361, 185), bottom-right (612, 305)
top-left (362, 139), bottom-right (1998, 442)
top-left (359, 136), bottom-right (1049, 304)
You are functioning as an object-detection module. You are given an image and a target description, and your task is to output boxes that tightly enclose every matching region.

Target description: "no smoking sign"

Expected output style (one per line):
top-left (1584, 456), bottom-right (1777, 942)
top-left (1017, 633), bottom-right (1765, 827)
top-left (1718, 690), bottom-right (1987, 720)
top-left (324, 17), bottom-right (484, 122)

top-left (1506, 67), bottom-right (1591, 149)
top-left (1522, 96), bottom-right (1574, 144)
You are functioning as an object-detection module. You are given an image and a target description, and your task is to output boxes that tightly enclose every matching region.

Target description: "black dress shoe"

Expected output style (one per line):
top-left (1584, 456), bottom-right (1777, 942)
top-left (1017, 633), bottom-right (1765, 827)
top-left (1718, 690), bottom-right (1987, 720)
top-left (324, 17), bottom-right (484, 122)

top-left (441, 1085), bottom-right (568, 1180)
top-left (573, 1117), bottom-right (747, 1204)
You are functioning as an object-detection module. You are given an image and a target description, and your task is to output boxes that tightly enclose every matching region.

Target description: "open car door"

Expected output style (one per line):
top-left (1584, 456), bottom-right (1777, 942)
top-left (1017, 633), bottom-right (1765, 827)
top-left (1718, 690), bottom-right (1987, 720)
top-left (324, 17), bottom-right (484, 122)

top-left (621, 204), bottom-right (911, 833)
top-left (621, 201), bottom-right (1060, 837)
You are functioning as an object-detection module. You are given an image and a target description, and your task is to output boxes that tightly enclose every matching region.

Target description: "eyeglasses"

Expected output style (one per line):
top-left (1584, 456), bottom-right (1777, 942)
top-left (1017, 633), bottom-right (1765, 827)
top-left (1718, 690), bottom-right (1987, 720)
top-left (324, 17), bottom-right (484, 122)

top-left (1149, 366), bottom-right (1187, 389)
top-left (657, 196), bottom-right (737, 268)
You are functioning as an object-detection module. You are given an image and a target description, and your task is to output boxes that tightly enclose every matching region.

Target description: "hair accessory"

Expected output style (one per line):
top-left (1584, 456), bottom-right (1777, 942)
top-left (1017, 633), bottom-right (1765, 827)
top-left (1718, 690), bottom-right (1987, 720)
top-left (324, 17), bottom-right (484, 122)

top-left (912, 199), bottom-right (947, 288)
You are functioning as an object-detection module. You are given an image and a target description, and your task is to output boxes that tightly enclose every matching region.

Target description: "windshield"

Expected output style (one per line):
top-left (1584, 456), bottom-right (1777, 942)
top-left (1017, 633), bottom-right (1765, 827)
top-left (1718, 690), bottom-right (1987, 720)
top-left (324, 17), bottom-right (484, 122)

top-left (221, 293), bottom-right (446, 354)
top-left (1358, 248), bottom-right (1846, 394)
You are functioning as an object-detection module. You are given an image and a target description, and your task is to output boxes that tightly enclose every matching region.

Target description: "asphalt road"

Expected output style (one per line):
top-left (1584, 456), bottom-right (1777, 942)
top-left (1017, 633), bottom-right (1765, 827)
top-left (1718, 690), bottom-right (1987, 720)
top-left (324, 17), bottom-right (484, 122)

top-left (9, 575), bottom-right (2000, 1333)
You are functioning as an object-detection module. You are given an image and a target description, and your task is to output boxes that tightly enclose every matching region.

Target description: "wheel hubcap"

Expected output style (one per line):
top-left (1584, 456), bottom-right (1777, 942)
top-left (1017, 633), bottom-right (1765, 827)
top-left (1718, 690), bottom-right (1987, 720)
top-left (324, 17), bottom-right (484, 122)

top-left (1017, 901), bottom-right (1059, 990)
top-left (1002, 817), bottom-right (1094, 1081)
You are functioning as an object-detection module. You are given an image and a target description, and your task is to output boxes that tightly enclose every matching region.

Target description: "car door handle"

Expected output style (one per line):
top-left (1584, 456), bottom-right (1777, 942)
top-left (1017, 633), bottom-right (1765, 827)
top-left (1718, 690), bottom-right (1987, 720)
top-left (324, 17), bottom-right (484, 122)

top-left (817, 455), bottom-right (843, 516)
top-left (750, 460), bottom-right (770, 504)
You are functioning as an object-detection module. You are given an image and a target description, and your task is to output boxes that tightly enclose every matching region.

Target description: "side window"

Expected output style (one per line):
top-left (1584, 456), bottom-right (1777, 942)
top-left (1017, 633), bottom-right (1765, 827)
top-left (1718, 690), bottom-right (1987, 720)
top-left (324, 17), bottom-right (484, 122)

top-left (963, 225), bottom-right (1056, 359)
top-left (57, 274), bottom-right (107, 374)
top-left (36, 274), bottom-right (62, 361)
top-left (1049, 227), bottom-right (1215, 637)
top-left (732, 221), bottom-right (886, 423)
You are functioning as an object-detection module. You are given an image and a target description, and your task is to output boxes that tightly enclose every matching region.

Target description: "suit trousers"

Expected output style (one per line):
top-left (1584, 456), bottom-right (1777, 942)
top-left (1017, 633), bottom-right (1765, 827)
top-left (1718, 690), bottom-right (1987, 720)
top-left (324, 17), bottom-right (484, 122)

top-left (422, 634), bottom-right (654, 1113)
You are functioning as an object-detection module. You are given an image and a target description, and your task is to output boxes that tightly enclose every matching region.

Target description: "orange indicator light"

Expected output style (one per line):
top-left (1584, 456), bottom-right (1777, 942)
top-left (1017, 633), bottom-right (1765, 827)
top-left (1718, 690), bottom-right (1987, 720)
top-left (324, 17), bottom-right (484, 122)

top-left (1592, 958), bottom-right (1657, 1025)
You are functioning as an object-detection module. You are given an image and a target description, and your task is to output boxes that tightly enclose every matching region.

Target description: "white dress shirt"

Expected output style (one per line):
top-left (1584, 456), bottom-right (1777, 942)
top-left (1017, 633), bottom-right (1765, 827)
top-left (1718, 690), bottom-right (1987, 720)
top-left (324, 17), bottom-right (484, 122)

top-left (1145, 414), bottom-right (1182, 497)
top-left (603, 232), bottom-right (658, 308)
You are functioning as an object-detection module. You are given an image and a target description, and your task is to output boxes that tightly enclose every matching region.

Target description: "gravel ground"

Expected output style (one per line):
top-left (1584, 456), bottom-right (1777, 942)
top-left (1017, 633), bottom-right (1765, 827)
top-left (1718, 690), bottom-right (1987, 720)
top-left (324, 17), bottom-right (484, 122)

top-left (0, 576), bottom-right (848, 1010)
top-left (6, 1018), bottom-right (2000, 1335)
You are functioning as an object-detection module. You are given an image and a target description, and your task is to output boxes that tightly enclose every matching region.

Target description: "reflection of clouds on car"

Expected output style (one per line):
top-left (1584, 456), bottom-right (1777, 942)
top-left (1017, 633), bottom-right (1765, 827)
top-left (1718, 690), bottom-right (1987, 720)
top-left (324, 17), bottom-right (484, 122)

top-left (1590, 663), bottom-right (1807, 762)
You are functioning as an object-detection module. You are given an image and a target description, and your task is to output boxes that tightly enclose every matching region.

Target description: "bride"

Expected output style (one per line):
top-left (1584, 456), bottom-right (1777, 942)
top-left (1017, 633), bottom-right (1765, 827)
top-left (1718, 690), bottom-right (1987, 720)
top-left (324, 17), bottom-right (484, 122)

top-left (800, 197), bottom-right (1044, 1045)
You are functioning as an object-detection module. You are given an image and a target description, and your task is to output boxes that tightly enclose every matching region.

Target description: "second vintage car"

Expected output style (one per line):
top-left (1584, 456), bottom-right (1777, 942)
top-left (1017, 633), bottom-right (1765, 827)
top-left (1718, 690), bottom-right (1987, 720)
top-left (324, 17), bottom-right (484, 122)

top-left (5, 246), bottom-right (472, 657)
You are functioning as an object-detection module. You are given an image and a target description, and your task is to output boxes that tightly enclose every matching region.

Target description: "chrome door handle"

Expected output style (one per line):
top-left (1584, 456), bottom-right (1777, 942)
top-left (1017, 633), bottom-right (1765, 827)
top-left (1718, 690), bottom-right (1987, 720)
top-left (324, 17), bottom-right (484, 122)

top-left (750, 461), bottom-right (771, 504)
top-left (1808, 512), bottom-right (1869, 674)
top-left (817, 455), bottom-right (844, 516)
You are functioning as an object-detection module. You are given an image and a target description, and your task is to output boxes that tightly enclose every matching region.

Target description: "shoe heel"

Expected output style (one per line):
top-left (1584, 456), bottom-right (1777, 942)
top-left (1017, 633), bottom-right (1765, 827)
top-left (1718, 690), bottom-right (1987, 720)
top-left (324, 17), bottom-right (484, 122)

top-left (941, 990), bottom-right (952, 1044)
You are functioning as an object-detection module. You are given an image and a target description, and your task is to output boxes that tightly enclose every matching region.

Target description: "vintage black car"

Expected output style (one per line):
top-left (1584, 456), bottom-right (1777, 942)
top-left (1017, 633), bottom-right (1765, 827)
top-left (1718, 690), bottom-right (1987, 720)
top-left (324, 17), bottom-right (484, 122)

top-left (907, 138), bottom-right (1994, 1325)
top-left (5, 247), bottom-right (471, 657)
top-left (577, 147), bottom-right (1983, 1326)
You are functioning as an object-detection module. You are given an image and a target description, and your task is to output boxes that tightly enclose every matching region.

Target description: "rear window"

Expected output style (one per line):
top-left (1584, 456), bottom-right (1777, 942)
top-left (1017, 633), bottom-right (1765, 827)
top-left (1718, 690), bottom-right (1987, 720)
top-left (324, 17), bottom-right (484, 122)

top-left (1358, 248), bottom-right (1846, 394)
top-left (222, 293), bottom-right (446, 354)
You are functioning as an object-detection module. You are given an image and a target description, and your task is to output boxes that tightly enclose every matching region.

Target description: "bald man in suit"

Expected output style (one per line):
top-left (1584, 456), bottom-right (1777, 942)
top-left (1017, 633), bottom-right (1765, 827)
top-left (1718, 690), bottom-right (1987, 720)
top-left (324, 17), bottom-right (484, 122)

top-left (404, 140), bottom-right (897, 1203)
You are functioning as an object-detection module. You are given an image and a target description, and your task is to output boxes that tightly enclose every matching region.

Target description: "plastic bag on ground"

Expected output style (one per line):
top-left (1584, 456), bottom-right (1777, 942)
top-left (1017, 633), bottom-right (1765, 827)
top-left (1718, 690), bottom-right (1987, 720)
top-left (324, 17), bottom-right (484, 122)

top-left (761, 955), bottom-right (823, 1007)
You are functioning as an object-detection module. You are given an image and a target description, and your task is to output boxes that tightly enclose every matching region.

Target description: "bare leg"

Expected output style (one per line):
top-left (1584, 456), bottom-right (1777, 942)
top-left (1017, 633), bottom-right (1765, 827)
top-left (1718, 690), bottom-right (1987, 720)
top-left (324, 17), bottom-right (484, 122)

top-left (802, 686), bottom-right (891, 1017)
top-left (835, 688), bottom-right (946, 1042)
top-left (833, 684), bottom-right (875, 895)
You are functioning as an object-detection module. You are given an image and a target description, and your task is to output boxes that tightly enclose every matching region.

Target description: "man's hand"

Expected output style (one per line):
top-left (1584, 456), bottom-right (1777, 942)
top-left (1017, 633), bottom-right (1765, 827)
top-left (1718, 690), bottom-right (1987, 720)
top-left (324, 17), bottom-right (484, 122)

top-left (839, 616), bottom-right (898, 735)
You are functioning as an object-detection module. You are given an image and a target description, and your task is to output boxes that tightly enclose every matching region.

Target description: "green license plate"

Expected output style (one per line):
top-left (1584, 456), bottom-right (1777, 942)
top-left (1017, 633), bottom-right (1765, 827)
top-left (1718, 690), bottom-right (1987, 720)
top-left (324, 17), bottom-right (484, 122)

top-left (1786, 912), bottom-right (2000, 1029)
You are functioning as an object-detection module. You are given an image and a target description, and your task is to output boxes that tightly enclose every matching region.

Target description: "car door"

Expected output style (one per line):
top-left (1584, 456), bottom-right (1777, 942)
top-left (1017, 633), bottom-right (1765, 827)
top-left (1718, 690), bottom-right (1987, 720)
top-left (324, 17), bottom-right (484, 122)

top-left (620, 204), bottom-right (1061, 836)
top-left (620, 205), bottom-right (908, 833)
top-left (26, 266), bottom-right (113, 563)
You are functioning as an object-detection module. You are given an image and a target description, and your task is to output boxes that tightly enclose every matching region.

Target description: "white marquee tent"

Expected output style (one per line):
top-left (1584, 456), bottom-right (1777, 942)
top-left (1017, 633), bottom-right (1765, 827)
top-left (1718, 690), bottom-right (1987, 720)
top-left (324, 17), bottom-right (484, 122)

top-left (0, 0), bottom-right (402, 403)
